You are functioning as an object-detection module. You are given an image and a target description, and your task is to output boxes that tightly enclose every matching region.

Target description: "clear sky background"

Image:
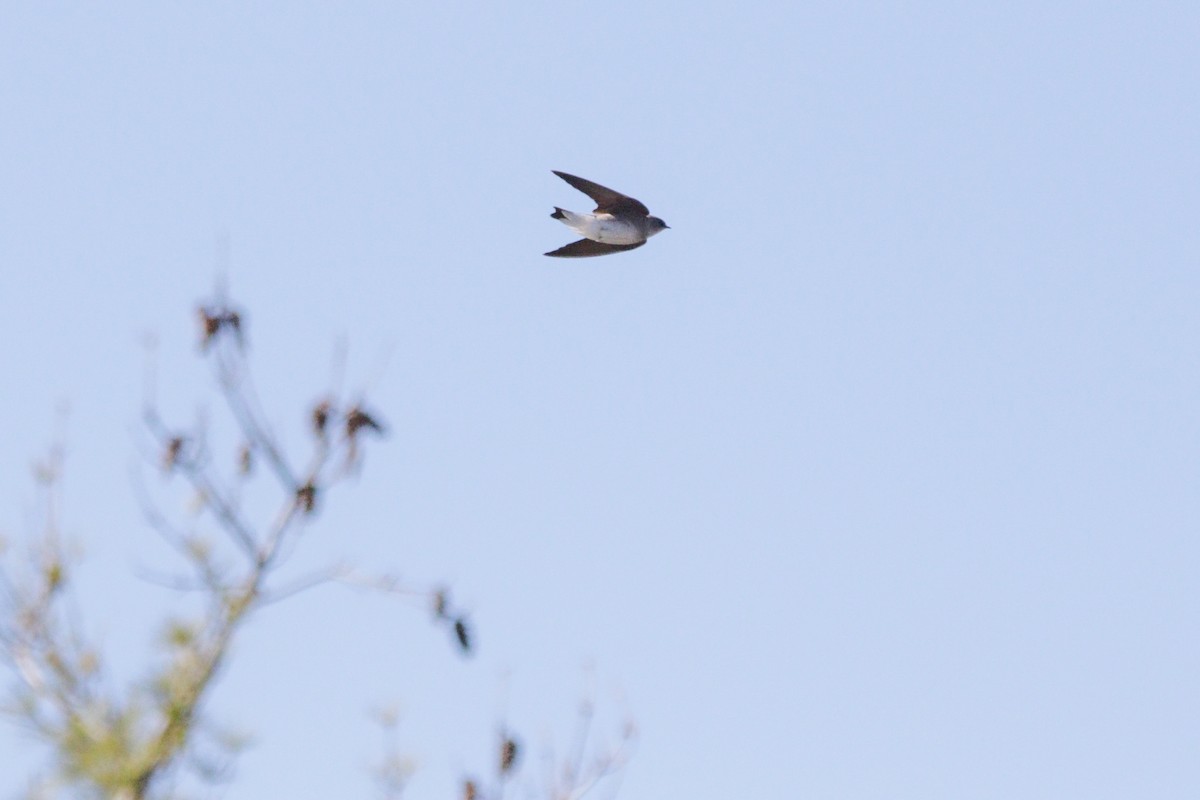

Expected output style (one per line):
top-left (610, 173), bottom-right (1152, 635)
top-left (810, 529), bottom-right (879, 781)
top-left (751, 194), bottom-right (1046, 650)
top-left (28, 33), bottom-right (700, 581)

top-left (2, 2), bottom-right (1198, 798)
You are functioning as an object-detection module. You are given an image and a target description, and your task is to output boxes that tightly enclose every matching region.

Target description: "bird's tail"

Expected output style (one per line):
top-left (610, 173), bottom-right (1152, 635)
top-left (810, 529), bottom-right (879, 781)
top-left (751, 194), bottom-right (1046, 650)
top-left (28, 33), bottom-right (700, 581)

top-left (550, 207), bottom-right (566, 220)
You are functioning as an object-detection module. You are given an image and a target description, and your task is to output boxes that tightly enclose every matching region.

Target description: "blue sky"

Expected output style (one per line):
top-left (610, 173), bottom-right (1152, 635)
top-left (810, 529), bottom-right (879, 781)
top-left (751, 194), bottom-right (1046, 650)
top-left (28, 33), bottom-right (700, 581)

top-left (2, 2), bottom-right (1198, 797)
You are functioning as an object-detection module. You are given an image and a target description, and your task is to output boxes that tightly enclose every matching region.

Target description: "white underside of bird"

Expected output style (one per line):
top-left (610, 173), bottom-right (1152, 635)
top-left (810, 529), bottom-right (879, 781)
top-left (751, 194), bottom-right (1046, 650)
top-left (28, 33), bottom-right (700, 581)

top-left (553, 209), bottom-right (650, 245)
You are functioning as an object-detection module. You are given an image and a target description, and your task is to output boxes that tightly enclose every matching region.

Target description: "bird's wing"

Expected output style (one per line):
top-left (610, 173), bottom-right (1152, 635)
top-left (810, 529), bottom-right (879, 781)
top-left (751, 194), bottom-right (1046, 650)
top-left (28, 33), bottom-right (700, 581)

top-left (544, 239), bottom-right (647, 258)
top-left (553, 171), bottom-right (650, 216)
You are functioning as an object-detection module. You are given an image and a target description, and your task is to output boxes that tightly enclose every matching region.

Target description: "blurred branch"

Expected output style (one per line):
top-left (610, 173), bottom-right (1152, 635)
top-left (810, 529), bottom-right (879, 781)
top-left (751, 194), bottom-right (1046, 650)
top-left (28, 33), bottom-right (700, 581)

top-left (2, 290), bottom-right (632, 800)
top-left (2, 294), bottom-right (396, 799)
top-left (458, 673), bottom-right (635, 800)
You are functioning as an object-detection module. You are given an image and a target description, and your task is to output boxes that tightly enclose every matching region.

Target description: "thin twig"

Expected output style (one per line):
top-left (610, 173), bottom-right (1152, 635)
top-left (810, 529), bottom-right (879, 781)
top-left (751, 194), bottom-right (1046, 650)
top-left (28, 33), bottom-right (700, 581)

top-left (258, 563), bottom-right (348, 606)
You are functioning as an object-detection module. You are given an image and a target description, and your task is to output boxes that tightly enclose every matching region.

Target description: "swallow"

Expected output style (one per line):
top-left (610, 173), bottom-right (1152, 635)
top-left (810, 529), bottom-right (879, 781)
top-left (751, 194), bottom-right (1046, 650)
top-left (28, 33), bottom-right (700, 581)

top-left (545, 171), bottom-right (669, 257)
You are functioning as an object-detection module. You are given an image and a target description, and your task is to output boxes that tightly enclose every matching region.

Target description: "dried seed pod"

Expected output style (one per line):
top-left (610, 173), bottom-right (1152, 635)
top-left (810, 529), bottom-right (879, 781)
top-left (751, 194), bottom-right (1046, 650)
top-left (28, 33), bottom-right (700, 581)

top-left (198, 307), bottom-right (221, 349)
top-left (296, 482), bottom-right (317, 514)
top-left (453, 616), bottom-right (472, 655)
top-left (345, 406), bottom-right (385, 437)
top-left (432, 587), bottom-right (449, 619)
top-left (163, 436), bottom-right (186, 471)
top-left (499, 736), bottom-right (519, 775)
top-left (312, 400), bottom-right (333, 437)
top-left (462, 779), bottom-right (478, 800)
top-left (237, 442), bottom-right (253, 475)
top-left (225, 310), bottom-right (243, 347)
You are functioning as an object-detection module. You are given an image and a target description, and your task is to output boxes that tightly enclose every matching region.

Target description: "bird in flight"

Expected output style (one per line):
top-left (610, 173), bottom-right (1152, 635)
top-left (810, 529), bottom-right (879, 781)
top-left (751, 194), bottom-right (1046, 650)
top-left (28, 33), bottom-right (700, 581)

top-left (545, 171), bottom-right (669, 257)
